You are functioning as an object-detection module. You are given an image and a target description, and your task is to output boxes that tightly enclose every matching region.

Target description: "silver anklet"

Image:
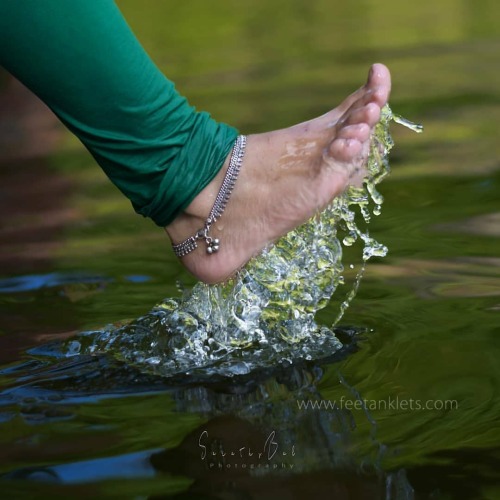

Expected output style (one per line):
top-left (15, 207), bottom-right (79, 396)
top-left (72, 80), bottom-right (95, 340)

top-left (172, 135), bottom-right (247, 258)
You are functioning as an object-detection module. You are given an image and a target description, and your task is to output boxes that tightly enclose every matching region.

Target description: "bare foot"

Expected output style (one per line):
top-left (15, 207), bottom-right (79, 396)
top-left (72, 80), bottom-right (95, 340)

top-left (166, 63), bottom-right (391, 284)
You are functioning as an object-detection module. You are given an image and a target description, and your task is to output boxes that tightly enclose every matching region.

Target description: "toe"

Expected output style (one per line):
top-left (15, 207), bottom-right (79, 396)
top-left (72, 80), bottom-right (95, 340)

top-left (367, 63), bottom-right (391, 91)
top-left (328, 137), bottom-right (363, 162)
top-left (362, 102), bottom-right (382, 127)
top-left (340, 102), bottom-right (381, 129)
top-left (365, 64), bottom-right (391, 106)
top-left (343, 64), bottom-right (391, 113)
top-left (338, 123), bottom-right (371, 142)
top-left (321, 64), bottom-right (390, 126)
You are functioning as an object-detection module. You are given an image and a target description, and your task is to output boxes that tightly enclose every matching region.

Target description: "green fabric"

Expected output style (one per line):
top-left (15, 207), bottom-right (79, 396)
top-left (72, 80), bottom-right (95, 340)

top-left (0, 0), bottom-right (238, 226)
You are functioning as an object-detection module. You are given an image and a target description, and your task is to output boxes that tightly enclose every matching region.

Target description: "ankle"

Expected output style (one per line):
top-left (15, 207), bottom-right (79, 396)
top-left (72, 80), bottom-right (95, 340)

top-left (165, 146), bottom-right (233, 242)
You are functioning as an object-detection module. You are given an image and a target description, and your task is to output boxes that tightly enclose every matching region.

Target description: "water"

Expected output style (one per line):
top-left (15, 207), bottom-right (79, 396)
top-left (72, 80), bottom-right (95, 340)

top-left (1, 0), bottom-right (500, 498)
top-left (55, 107), bottom-right (419, 381)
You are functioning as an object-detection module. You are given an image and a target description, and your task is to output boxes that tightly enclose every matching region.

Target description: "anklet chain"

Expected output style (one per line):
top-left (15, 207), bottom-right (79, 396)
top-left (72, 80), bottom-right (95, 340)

top-left (172, 135), bottom-right (247, 258)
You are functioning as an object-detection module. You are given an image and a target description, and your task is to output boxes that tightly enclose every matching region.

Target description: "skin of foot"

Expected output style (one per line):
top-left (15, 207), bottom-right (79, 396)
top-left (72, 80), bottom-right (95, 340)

top-left (165, 63), bottom-right (391, 284)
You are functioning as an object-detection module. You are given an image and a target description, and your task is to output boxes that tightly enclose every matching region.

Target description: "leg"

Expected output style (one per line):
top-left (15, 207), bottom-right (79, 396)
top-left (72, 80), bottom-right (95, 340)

top-left (0, 1), bottom-right (390, 284)
top-left (0, 0), bottom-right (237, 226)
top-left (166, 64), bottom-right (391, 283)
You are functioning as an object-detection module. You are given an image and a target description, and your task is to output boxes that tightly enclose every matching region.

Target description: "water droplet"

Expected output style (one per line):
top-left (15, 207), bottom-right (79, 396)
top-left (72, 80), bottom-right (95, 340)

top-left (63, 105), bottom-right (419, 378)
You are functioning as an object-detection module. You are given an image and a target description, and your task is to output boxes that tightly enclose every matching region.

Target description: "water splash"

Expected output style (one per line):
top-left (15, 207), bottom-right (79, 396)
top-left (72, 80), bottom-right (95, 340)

top-left (64, 106), bottom-right (421, 378)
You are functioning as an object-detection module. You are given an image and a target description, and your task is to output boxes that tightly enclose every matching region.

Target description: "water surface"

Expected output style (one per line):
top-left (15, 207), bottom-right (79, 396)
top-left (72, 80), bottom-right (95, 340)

top-left (1, 0), bottom-right (499, 498)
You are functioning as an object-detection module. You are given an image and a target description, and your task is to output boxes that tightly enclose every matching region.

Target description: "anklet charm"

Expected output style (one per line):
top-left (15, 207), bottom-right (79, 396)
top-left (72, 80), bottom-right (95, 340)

top-left (172, 135), bottom-right (247, 258)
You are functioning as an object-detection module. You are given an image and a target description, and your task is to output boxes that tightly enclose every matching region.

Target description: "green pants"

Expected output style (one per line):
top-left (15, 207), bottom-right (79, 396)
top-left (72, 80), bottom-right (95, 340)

top-left (0, 0), bottom-right (238, 226)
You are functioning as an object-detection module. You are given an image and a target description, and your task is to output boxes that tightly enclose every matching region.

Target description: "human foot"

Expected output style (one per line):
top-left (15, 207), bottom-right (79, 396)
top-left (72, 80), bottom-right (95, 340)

top-left (165, 63), bottom-right (391, 284)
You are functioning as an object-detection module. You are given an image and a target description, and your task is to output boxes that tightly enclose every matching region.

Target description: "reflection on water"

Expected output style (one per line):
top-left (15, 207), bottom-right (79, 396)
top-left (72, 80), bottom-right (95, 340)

top-left (434, 211), bottom-right (500, 238)
top-left (0, 349), bottom-right (414, 499)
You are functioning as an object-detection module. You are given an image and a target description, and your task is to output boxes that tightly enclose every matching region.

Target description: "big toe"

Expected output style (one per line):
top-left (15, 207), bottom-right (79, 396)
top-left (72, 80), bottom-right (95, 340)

top-left (367, 63), bottom-right (391, 104)
top-left (368, 63), bottom-right (391, 89)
